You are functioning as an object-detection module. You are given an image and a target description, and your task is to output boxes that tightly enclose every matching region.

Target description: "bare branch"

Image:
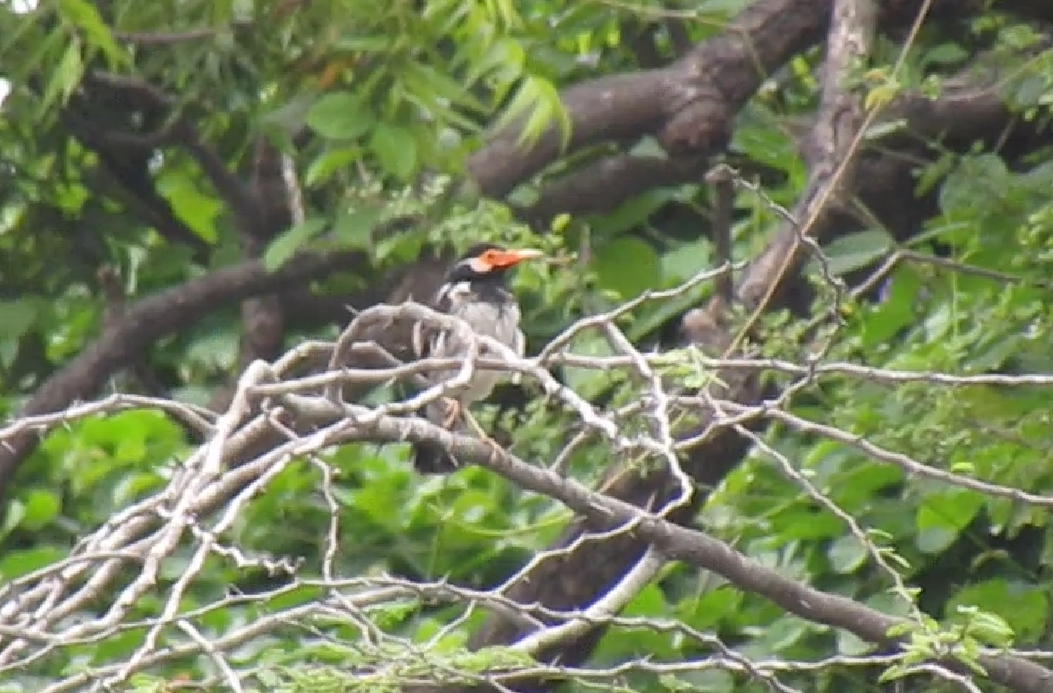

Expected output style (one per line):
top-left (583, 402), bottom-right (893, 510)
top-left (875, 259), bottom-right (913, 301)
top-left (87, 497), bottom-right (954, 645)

top-left (0, 250), bottom-right (363, 496)
top-left (4, 258), bottom-right (1053, 691)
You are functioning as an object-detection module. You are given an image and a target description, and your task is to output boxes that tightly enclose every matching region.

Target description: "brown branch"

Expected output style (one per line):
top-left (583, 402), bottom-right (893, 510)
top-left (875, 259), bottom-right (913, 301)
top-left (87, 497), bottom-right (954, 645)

top-left (521, 44), bottom-right (1044, 232)
top-left (176, 119), bottom-right (261, 223)
top-left (469, 0), bottom-right (1053, 205)
top-left (735, 0), bottom-right (877, 312)
top-left (706, 165), bottom-right (736, 303)
top-left (467, 0), bottom-right (833, 198)
top-left (58, 69), bottom-right (267, 261)
top-left (96, 266), bottom-right (169, 397)
top-left (521, 153), bottom-right (704, 222)
top-left (113, 25), bottom-right (249, 45)
top-left (467, 72), bottom-right (669, 198)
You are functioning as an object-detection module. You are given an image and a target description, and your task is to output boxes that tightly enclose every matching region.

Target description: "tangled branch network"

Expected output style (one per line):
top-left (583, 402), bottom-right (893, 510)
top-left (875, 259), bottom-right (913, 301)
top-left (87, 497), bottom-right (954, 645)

top-left (3, 264), bottom-right (1053, 693)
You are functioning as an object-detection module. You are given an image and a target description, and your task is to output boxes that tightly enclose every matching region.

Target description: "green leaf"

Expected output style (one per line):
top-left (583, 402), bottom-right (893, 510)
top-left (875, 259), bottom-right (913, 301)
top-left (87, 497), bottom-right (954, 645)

top-left (113, 471), bottom-right (164, 507)
top-left (660, 239), bottom-right (713, 284)
top-left (261, 92), bottom-right (317, 134)
top-left (465, 37), bottom-right (525, 95)
top-left (593, 189), bottom-right (677, 237)
top-left (672, 670), bottom-right (734, 693)
top-left (817, 229), bottom-right (893, 276)
top-left (551, 213), bottom-right (571, 233)
top-left (622, 583), bottom-right (668, 618)
top-left (592, 583), bottom-right (676, 660)
top-left (561, 334), bottom-right (617, 400)
top-left (331, 208), bottom-right (382, 250)
top-left (856, 266), bottom-right (922, 348)
top-left (1, 500), bottom-right (25, 538)
top-left (771, 509), bottom-right (843, 542)
top-left (676, 587), bottom-right (740, 630)
top-left (264, 217), bottom-right (328, 271)
top-left (950, 579), bottom-right (1048, 641)
top-left (829, 462), bottom-right (904, 512)
top-left (626, 287), bottom-right (709, 342)
top-left (306, 92), bottom-right (375, 140)
top-left (758, 617), bottom-right (814, 652)
top-left (20, 489), bottom-right (60, 530)
top-left (940, 153), bottom-right (1010, 216)
top-left (401, 62), bottom-right (488, 114)
top-left (878, 663), bottom-right (912, 684)
top-left (57, 0), bottom-right (127, 66)
top-left (915, 525), bottom-right (958, 554)
top-left (370, 123), bottom-right (418, 180)
top-left (865, 83), bottom-right (899, 111)
top-left (923, 43), bottom-right (969, 67)
top-left (592, 237), bottom-right (660, 299)
top-left (334, 35), bottom-right (391, 52)
top-left (828, 535), bottom-right (868, 574)
top-left (0, 546), bottom-right (66, 580)
top-left (1012, 74), bottom-right (1050, 109)
top-left (0, 299), bottom-right (38, 340)
top-left (659, 674), bottom-right (694, 692)
top-left (915, 488), bottom-right (984, 554)
top-left (305, 147), bottom-right (361, 187)
top-left (731, 120), bottom-right (800, 175)
top-left (836, 629), bottom-right (875, 656)
top-left (917, 488), bottom-right (984, 531)
top-left (40, 38), bottom-right (84, 114)
top-left (154, 172), bottom-right (222, 243)
top-left (263, 584), bottom-right (325, 613)
top-left (957, 606), bottom-right (1015, 648)
top-left (497, 76), bottom-right (570, 150)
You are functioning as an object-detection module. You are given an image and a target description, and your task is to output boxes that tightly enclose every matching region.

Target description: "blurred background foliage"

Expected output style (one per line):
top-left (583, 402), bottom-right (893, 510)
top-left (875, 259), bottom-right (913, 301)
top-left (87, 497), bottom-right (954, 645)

top-left (1, 0), bottom-right (1053, 691)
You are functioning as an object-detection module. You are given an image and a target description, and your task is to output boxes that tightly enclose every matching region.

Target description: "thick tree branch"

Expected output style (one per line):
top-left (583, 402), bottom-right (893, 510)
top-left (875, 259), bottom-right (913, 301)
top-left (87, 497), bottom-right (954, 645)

top-left (522, 65), bottom-right (1037, 226)
top-left (468, 0), bottom-right (1053, 204)
top-left (736, 0), bottom-right (876, 310)
top-left (520, 153), bottom-right (704, 223)
top-left (467, 0), bottom-right (832, 197)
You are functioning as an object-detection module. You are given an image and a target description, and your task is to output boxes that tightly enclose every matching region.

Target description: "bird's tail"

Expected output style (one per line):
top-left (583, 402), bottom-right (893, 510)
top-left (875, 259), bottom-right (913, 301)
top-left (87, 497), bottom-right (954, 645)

top-left (409, 440), bottom-right (461, 474)
top-left (409, 399), bottom-right (462, 474)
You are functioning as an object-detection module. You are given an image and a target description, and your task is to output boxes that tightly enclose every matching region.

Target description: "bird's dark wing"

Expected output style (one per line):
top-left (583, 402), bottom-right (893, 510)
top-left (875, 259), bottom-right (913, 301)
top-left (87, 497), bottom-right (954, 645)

top-left (409, 440), bottom-right (461, 474)
top-left (410, 283), bottom-right (455, 361)
top-left (408, 283), bottom-right (461, 474)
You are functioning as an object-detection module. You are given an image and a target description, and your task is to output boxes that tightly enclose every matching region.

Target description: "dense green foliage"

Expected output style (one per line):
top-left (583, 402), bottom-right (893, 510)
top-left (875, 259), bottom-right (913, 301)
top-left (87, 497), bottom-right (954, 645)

top-left (2, 0), bottom-right (1053, 692)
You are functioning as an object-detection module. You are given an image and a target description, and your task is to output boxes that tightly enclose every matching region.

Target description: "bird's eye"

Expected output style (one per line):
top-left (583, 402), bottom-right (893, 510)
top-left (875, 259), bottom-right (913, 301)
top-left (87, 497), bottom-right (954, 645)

top-left (481, 249), bottom-right (500, 263)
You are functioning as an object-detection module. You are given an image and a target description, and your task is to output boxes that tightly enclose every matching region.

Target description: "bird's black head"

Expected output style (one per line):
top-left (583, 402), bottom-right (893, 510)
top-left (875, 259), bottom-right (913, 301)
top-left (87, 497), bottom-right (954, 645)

top-left (445, 243), bottom-right (545, 285)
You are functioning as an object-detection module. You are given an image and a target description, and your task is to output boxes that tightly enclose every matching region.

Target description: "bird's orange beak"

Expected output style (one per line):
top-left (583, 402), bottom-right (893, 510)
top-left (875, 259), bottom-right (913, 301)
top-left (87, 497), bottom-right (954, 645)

top-left (489, 248), bottom-right (545, 268)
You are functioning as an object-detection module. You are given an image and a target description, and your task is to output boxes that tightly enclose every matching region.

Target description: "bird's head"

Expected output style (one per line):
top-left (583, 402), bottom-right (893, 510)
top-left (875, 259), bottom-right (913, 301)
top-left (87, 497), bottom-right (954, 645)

top-left (445, 243), bottom-right (545, 285)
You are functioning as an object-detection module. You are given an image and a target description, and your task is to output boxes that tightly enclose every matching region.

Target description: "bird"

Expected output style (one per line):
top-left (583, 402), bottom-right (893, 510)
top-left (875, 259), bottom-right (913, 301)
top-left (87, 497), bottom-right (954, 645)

top-left (408, 242), bottom-right (545, 474)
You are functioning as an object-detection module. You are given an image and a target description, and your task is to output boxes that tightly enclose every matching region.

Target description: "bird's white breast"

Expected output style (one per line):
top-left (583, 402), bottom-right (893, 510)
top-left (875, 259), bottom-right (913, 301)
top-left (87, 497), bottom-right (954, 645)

top-left (430, 281), bottom-right (525, 402)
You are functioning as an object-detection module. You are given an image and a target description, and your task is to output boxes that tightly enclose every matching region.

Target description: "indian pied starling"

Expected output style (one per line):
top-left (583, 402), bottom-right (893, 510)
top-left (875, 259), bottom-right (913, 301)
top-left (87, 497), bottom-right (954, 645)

top-left (409, 243), bottom-right (544, 473)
